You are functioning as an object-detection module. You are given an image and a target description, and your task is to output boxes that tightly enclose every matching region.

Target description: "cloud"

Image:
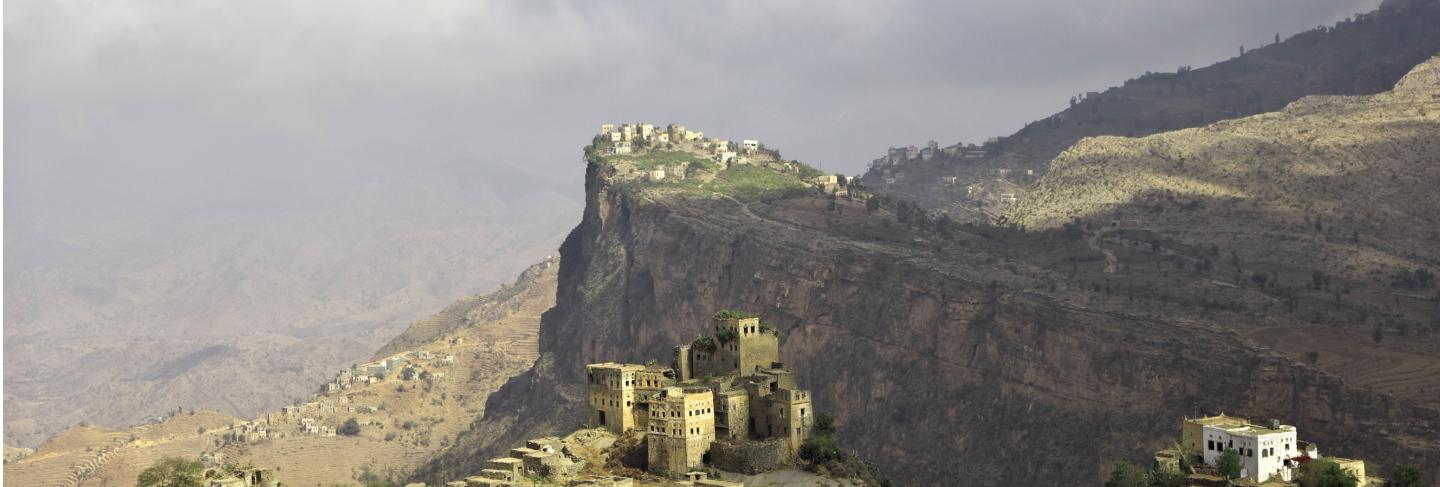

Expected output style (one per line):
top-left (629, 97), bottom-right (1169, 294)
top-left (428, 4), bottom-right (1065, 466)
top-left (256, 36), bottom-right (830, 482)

top-left (5, 0), bottom-right (1380, 216)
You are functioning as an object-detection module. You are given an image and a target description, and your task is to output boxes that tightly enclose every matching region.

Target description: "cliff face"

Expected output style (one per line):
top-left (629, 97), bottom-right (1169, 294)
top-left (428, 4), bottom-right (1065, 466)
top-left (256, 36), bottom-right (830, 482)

top-left (417, 141), bottom-right (1440, 485)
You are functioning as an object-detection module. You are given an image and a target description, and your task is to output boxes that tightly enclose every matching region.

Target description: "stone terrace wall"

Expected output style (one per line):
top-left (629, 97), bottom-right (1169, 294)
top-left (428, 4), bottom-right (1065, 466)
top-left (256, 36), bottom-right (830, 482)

top-left (708, 437), bottom-right (791, 474)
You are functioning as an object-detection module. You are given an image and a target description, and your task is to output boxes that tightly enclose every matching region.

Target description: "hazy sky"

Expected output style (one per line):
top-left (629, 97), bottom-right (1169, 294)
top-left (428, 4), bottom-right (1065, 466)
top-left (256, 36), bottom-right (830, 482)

top-left (5, 0), bottom-right (1379, 230)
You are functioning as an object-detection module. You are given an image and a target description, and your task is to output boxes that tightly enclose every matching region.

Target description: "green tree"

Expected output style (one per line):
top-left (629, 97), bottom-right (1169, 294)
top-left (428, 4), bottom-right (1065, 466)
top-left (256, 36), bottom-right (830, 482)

top-left (338, 417), bottom-right (362, 436)
top-left (1299, 460), bottom-right (1358, 487)
top-left (137, 457), bottom-right (205, 487)
top-left (799, 413), bottom-right (841, 465)
top-left (1217, 448), bottom-right (1242, 479)
top-left (1390, 465), bottom-right (1423, 487)
top-left (1103, 461), bottom-right (1148, 487)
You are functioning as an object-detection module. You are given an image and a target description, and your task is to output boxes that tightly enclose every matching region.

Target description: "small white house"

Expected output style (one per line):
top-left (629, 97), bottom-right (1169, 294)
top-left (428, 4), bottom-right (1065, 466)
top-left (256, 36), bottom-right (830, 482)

top-left (742, 140), bottom-right (760, 152)
top-left (1201, 421), bottom-right (1298, 482)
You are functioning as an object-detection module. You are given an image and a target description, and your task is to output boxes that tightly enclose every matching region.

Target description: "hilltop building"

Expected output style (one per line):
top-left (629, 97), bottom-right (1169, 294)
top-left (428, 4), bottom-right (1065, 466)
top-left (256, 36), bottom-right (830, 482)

top-left (584, 311), bottom-right (815, 479)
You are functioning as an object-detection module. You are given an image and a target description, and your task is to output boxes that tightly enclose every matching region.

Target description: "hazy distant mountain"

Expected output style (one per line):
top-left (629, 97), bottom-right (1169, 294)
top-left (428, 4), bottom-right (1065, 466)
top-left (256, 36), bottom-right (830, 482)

top-left (3, 160), bottom-right (577, 447)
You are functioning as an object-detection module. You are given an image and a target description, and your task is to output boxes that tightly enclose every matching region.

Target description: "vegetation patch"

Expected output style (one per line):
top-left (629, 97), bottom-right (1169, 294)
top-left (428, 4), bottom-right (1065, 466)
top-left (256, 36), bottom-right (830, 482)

top-left (713, 309), bottom-right (757, 320)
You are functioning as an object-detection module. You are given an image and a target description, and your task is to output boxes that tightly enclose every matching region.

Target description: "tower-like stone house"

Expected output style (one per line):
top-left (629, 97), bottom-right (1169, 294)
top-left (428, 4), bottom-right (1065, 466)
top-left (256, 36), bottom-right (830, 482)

top-left (646, 386), bottom-right (716, 476)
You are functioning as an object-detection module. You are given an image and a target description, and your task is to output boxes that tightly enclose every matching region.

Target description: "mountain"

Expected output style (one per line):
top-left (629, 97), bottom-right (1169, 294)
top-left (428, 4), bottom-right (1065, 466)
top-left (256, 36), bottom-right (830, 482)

top-left (410, 102), bottom-right (1440, 484)
top-left (3, 259), bottom-right (557, 486)
top-left (3, 169), bottom-right (574, 448)
top-left (860, 0), bottom-right (1440, 223)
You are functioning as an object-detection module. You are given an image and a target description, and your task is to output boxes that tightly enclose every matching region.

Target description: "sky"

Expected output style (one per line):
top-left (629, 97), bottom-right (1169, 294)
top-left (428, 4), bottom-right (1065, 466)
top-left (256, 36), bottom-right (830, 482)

top-left (6, 0), bottom-right (1380, 211)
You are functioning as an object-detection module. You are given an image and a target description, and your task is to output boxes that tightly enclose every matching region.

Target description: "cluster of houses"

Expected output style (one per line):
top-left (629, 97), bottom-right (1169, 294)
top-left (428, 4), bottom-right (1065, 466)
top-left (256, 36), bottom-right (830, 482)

top-left (586, 312), bottom-right (813, 480)
top-left (870, 139), bottom-right (993, 171)
top-left (596, 122), bottom-right (768, 170)
top-left (867, 137), bottom-right (1041, 191)
top-left (1155, 414), bottom-right (1382, 486)
top-left (214, 347), bottom-right (460, 448)
top-left (465, 311), bottom-right (808, 485)
top-left (320, 350), bottom-right (455, 394)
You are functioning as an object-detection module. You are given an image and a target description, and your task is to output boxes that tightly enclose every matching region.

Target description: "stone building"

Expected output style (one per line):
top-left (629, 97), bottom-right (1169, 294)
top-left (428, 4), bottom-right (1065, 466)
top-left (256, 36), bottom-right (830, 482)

top-left (587, 363), bottom-right (647, 435)
top-left (646, 386), bottom-right (716, 477)
top-left (585, 311), bottom-right (814, 479)
top-left (675, 316), bottom-right (779, 380)
top-left (741, 366), bottom-right (812, 453)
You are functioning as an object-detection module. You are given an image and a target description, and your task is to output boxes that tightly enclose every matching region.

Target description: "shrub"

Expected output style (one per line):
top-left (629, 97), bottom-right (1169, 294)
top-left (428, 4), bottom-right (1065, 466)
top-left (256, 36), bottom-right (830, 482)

top-left (1299, 460), bottom-right (1358, 487)
top-left (814, 413), bottom-right (835, 435)
top-left (691, 335), bottom-right (717, 353)
top-left (1103, 462), bottom-right (1148, 487)
top-left (338, 418), bottom-right (361, 436)
top-left (137, 457), bottom-right (205, 487)
top-left (713, 310), bottom-right (757, 320)
top-left (716, 328), bottom-right (739, 344)
top-left (1390, 465), bottom-right (1423, 487)
top-left (799, 432), bottom-right (841, 464)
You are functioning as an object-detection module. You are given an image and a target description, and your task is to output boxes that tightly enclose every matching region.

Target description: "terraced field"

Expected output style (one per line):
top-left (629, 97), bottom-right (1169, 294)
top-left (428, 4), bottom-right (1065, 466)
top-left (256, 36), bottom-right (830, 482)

top-left (1249, 326), bottom-right (1440, 409)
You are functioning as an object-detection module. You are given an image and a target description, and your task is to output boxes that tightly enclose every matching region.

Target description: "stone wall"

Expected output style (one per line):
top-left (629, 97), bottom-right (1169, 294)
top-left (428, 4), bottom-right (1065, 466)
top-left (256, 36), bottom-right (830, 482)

top-left (708, 437), bottom-right (791, 474)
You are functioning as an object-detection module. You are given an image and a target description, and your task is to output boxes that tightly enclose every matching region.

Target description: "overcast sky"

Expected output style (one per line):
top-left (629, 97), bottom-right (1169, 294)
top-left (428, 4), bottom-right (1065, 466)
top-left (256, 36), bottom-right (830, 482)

top-left (5, 0), bottom-right (1380, 232)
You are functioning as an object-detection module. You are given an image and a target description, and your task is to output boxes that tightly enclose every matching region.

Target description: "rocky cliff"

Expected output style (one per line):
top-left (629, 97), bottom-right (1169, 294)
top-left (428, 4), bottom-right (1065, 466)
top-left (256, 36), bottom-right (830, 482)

top-left (416, 128), bottom-right (1440, 485)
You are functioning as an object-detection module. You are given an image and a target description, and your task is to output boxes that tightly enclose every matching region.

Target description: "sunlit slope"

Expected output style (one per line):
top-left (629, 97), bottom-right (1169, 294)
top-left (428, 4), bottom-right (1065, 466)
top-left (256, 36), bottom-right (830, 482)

top-left (1013, 56), bottom-right (1440, 273)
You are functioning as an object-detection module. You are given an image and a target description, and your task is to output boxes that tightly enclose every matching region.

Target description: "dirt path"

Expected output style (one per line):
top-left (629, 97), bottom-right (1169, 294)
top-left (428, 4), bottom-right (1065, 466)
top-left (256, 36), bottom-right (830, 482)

top-left (1088, 231), bottom-right (1118, 273)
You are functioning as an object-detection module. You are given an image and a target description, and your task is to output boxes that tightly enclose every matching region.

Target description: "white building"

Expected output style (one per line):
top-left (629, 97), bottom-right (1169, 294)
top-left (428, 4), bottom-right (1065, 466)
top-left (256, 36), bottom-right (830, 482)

top-left (742, 140), bottom-right (760, 153)
top-left (1201, 421), bottom-right (1298, 482)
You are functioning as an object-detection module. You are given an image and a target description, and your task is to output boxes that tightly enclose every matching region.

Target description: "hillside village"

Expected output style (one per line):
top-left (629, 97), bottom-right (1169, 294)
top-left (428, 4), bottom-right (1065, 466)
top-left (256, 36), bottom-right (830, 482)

top-left (587, 122), bottom-right (853, 199)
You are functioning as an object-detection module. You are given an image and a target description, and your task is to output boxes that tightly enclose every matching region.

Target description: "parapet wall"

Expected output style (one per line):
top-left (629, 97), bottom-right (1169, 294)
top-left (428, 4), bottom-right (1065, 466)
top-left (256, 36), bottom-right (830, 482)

top-left (708, 437), bottom-right (792, 474)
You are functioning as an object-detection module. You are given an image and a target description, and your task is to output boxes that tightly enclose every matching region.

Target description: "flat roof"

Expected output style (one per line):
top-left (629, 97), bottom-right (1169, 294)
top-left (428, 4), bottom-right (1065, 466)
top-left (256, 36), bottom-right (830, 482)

top-left (1211, 423), bottom-right (1296, 436)
top-left (1187, 414), bottom-right (1248, 426)
top-left (586, 362), bottom-right (647, 371)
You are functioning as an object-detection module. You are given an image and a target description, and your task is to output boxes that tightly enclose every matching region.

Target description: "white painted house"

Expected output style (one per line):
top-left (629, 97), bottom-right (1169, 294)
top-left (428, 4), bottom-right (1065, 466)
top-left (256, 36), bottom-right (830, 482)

top-left (1201, 421), bottom-right (1299, 482)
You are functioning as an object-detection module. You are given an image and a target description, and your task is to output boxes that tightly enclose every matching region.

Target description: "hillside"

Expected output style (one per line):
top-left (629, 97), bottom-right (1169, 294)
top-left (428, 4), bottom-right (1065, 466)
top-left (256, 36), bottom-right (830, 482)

top-left (860, 0), bottom-right (1440, 222)
top-left (3, 173), bottom-right (573, 449)
top-left (1008, 54), bottom-right (1440, 412)
top-left (3, 259), bottom-right (557, 487)
top-left (408, 121), bottom-right (1440, 485)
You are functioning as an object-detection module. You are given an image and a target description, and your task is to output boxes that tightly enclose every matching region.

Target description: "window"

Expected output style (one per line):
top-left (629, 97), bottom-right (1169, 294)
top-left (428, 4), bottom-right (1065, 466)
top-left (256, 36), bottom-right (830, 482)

top-left (1208, 440), bottom-right (1214, 451)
